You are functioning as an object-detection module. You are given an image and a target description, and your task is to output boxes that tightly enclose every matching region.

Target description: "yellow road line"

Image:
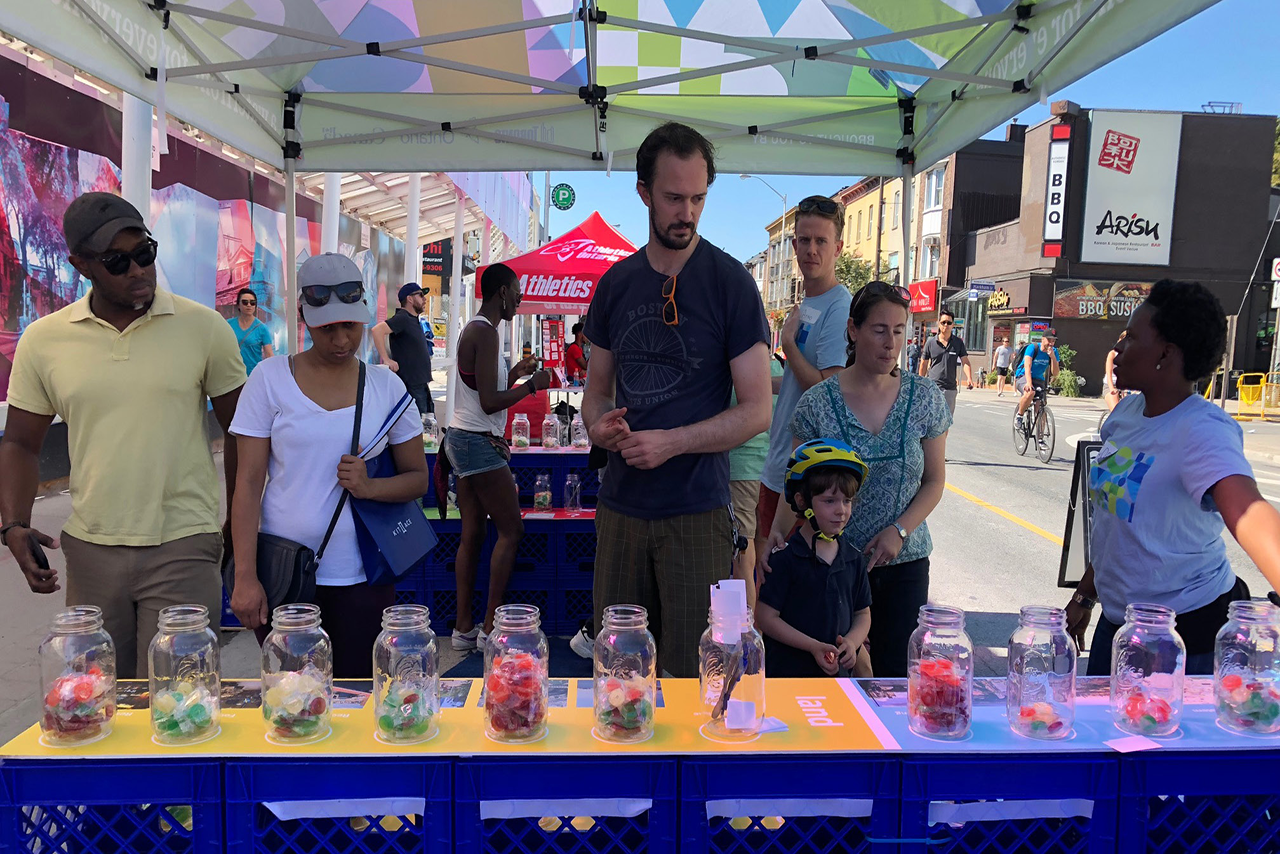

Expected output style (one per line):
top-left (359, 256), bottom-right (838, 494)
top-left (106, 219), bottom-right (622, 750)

top-left (945, 483), bottom-right (1064, 546)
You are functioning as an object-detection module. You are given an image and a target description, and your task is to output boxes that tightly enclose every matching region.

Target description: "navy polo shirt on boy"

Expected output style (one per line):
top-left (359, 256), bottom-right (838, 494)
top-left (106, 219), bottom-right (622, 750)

top-left (759, 529), bottom-right (872, 677)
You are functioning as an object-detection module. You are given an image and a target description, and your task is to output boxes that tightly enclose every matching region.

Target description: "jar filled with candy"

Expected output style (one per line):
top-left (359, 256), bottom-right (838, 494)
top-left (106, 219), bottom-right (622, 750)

top-left (39, 605), bottom-right (116, 746)
top-left (148, 604), bottom-right (221, 745)
top-left (373, 604), bottom-right (440, 744)
top-left (698, 580), bottom-right (766, 740)
top-left (261, 603), bottom-right (333, 744)
top-left (1214, 599), bottom-right (1280, 734)
top-left (908, 605), bottom-right (974, 739)
top-left (571, 413), bottom-right (590, 449)
top-left (593, 605), bottom-right (657, 742)
top-left (534, 473), bottom-right (553, 510)
top-left (421, 413), bottom-right (439, 453)
top-left (1006, 605), bottom-right (1075, 739)
top-left (1111, 603), bottom-right (1185, 736)
top-left (484, 604), bottom-right (549, 742)
top-left (542, 413), bottom-right (561, 449)
top-left (511, 413), bottom-right (530, 451)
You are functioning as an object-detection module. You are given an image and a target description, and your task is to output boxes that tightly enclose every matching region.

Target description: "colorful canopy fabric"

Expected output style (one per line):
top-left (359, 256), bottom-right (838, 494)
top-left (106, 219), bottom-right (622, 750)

top-left (2, 0), bottom-right (1221, 176)
top-left (475, 211), bottom-right (637, 315)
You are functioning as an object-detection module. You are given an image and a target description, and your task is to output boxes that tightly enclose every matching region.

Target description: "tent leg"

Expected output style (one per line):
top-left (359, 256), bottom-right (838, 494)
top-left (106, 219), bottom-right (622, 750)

top-left (285, 156), bottom-right (298, 356)
top-left (120, 93), bottom-right (152, 218)
top-left (404, 173), bottom-right (421, 286)
top-left (900, 161), bottom-right (914, 369)
top-left (444, 188), bottom-right (467, 429)
top-left (321, 173), bottom-right (341, 253)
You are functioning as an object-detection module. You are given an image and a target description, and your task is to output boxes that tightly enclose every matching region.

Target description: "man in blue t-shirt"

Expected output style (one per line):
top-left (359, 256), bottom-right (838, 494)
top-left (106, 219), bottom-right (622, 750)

top-left (1014, 331), bottom-right (1060, 426)
top-left (582, 122), bottom-right (771, 678)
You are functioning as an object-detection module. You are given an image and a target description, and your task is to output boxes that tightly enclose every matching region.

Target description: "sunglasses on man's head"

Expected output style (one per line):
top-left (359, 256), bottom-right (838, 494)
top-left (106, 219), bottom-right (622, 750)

top-left (88, 238), bottom-right (158, 276)
top-left (798, 197), bottom-right (840, 215)
top-left (301, 280), bottom-right (365, 307)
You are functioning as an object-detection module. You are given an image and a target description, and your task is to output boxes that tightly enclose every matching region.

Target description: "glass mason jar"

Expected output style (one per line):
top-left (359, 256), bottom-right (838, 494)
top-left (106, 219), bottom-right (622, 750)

top-left (593, 605), bottom-right (657, 743)
top-left (698, 609), bottom-right (766, 739)
top-left (421, 413), bottom-right (439, 453)
top-left (484, 604), bottom-right (550, 742)
top-left (542, 413), bottom-right (561, 449)
top-left (1006, 606), bottom-right (1076, 739)
top-left (511, 413), bottom-right (530, 450)
top-left (373, 604), bottom-right (440, 744)
top-left (39, 605), bottom-right (116, 746)
top-left (908, 605), bottom-right (974, 739)
top-left (564, 473), bottom-right (582, 515)
top-left (1111, 603), bottom-right (1186, 736)
top-left (148, 604), bottom-right (221, 745)
top-left (571, 413), bottom-right (590, 449)
top-left (534, 473), bottom-right (553, 510)
top-left (261, 603), bottom-right (333, 744)
top-left (447, 474), bottom-right (458, 512)
top-left (1214, 599), bottom-right (1280, 734)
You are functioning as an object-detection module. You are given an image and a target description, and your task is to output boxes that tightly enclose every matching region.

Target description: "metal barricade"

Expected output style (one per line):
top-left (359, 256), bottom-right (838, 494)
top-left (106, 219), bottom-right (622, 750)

top-left (1234, 372), bottom-right (1266, 421)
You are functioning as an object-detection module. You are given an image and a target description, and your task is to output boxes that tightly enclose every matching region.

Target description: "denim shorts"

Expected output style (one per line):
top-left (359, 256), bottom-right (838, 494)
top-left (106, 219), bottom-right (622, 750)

top-left (444, 429), bottom-right (509, 479)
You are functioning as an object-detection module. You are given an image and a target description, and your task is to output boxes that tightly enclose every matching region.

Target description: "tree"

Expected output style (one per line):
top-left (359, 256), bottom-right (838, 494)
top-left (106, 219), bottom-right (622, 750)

top-left (1272, 117), bottom-right (1279, 187)
top-left (836, 252), bottom-right (894, 298)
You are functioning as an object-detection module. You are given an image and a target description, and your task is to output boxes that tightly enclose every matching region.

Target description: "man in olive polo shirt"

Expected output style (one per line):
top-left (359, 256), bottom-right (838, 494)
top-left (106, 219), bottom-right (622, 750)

top-left (0, 193), bottom-right (246, 678)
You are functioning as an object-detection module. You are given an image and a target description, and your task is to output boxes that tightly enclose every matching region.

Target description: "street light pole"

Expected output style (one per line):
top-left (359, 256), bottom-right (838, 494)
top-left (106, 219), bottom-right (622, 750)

top-left (740, 174), bottom-right (790, 307)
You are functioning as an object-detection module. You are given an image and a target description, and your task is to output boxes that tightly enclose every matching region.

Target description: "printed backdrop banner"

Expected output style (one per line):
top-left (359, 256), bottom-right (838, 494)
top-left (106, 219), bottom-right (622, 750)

top-left (1080, 111), bottom-right (1182, 266)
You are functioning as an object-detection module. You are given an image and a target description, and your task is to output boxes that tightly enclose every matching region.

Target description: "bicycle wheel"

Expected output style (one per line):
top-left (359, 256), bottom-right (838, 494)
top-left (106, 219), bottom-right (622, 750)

top-left (1012, 409), bottom-right (1029, 456)
top-left (1035, 405), bottom-right (1056, 463)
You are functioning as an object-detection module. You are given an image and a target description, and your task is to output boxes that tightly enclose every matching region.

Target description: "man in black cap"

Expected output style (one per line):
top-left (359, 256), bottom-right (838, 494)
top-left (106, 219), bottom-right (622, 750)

top-left (0, 192), bottom-right (247, 679)
top-left (372, 282), bottom-right (434, 417)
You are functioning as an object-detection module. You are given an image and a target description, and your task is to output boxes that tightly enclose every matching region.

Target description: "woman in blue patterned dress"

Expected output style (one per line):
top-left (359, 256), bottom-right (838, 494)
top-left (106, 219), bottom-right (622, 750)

top-left (761, 282), bottom-right (951, 676)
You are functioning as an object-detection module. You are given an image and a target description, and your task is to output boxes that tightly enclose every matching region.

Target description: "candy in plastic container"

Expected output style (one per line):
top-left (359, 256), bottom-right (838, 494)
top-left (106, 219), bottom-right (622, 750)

top-left (260, 604), bottom-right (333, 744)
top-left (149, 604), bottom-right (221, 745)
top-left (373, 604), bottom-right (440, 744)
top-left (593, 605), bottom-right (657, 742)
top-left (1110, 603), bottom-right (1184, 737)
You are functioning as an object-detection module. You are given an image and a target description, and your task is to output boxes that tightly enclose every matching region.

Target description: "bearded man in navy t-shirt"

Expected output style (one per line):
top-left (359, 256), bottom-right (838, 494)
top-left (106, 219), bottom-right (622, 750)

top-left (582, 122), bottom-right (771, 677)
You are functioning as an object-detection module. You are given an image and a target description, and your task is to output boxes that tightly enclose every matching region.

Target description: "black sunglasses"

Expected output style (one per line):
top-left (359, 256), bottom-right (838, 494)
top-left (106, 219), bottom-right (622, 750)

top-left (301, 281), bottom-right (365, 307)
top-left (240, 299), bottom-right (257, 306)
top-left (89, 238), bottom-right (158, 276)
top-left (798, 197), bottom-right (840, 215)
top-left (853, 281), bottom-right (912, 311)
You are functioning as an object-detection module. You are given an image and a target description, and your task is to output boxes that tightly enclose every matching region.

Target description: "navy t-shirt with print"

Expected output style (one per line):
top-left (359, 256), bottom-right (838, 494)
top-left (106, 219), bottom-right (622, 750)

top-left (584, 239), bottom-right (769, 519)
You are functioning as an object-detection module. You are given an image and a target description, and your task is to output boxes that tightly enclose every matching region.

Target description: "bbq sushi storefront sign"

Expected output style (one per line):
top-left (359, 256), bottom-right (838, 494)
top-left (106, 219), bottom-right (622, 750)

top-left (1080, 111), bottom-right (1182, 266)
top-left (1053, 280), bottom-right (1153, 321)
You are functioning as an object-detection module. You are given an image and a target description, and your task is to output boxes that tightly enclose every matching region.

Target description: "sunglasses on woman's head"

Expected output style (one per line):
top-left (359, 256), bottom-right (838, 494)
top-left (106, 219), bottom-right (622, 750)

top-left (797, 197), bottom-right (840, 215)
top-left (852, 281), bottom-right (912, 311)
top-left (301, 281), bottom-right (365, 307)
top-left (89, 238), bottom-right (158, 276)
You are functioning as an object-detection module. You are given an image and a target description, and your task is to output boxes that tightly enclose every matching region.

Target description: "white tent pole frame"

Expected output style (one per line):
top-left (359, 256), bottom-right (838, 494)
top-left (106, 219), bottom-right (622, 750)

top-left (403, 173), bottom-right (421, 287)
top-left (303, 98), bottom-right (585, 133)
top-left (443, 188), bottom-right (467, 430)
top-left (321, 173), bottom-right (340, 253)
top-left (164, 78), bottom-right (287, 100)
top-left (745, 131), bottom-right (900, 157)
top-left (821, 54), bottom-right (1010, 90)
top-left (163, 3), bottom-right (361, 48)
top-left (305, 122), bottom-right (594, 160)
top-left (607, 100), bottom-right (900, 139)
top-left (163, 17), bottom-right (285, 147)
top-left (69, 0), bottom-right (150, 73)
top-left (1024, 0), bottom-right (1110, 87)
top-left (912, 20), bottom-right (1025, 151)
top-left (378, 50), bottom-right (581, 95)
top-left (285, 155), bottom-right (299, 355)
top-left (165, 47), bottom-right (365, 78)
top-left (899, 158), bottom-right (914, 369)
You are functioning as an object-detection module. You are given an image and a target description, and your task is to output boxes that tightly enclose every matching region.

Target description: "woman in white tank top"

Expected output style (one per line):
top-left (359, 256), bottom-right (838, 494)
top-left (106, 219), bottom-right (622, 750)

top-left (444, 263), bottom-right (551, 649)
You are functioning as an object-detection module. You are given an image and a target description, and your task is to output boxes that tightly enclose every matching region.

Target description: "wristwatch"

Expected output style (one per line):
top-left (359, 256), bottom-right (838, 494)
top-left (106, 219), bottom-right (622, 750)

top-left (0, 521), bottom-right (30, 547)
top-left (890, 522), bottom-right (908, 540)
top-left (1071, 591), bottom-right (1097, 610)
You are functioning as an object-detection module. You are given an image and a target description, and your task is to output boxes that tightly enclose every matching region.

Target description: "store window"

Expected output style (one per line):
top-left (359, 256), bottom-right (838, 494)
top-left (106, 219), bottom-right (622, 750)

top-left (879, 200), bottom-right (885, 232)
top-left (856, 210), bottom-right (862, 242)
top-left (924, 241), bottom-right (940, 278)
top-left (925, 165), bottom-right (946, 210)
top-left (893, 191), bottom-right (901, 228)
top-left (947, 296), bottom-right (988, 353)
top-left (866, 206), bottom-right (873, 238)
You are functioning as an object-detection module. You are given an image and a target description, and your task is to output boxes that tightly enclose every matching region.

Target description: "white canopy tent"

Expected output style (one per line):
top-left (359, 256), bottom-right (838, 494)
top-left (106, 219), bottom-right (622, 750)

top-left (0, 0), bottom-right (1223, 421)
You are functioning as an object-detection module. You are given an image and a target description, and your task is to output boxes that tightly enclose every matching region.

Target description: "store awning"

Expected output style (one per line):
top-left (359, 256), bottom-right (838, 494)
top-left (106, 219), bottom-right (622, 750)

top-left (475, 211), bottom-right (636, 315)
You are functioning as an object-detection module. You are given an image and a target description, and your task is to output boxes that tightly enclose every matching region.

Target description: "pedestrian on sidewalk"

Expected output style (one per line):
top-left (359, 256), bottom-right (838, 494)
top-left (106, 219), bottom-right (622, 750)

top-left (906, 338), bottom-right (921, 375)
top-left (0, 193), bottom-right (246, 679)
top-left (763, 283), bottom-right (951, 677)
top-left (992, 337), bottom-right (1013, 397)
top-left (446, 263), bottom-right (550, 650)
top-left (229, 254), bottom-right (431, 678)
top-left (1065, 280), bottom-right (1280, 675)
top-left (918, 309), bottom-right (974, 416)
top-left (755, 196), bottom-right (853, 586)
top-left (371, 282), bottom-right (435, 417)
top-left (582, 121), bottom-right (771, 678)
top-left (228, 287), bottom-right (274, 375)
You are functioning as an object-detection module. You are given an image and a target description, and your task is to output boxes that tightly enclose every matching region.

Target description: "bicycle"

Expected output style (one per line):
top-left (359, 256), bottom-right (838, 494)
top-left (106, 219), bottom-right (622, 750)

top-left (1097, 388), bottom-right (1131, 432)
top-left (1012, 383), bottom-right (1055, 463)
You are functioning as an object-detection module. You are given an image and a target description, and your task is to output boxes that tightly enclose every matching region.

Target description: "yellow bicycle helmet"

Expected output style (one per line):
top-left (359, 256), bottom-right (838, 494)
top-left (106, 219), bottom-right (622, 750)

top-left (784, 439), bottom-right (870, 513)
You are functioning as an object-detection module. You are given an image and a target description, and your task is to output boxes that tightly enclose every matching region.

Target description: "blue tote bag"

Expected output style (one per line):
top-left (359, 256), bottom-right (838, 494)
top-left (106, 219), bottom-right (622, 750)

top-left (349, 387), bottom-right (438, 586)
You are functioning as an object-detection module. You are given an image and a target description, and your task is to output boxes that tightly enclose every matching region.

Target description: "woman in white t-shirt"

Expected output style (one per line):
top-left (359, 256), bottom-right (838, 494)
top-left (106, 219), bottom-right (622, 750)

top-left (1066, 280), bottom-right (1280, 675)
top-left (228, 253), bottom-right (430, 678)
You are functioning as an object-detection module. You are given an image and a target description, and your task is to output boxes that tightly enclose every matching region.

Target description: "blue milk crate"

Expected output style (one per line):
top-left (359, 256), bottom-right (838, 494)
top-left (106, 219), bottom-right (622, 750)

top-left (681, 755), bottom-right (900, 854)
top-left (1117, 750), bottom-right (1280, 853)
top-left (554, 519), bottom-right (598, 635)
top-left (455, 757), bottom-right (677, 854)
top-left (900, 754), bottom-right (1118, 854)
top-left (224, 758), bottom-right (451, 854)
top-left (0, 759), bottom-right (222, 854)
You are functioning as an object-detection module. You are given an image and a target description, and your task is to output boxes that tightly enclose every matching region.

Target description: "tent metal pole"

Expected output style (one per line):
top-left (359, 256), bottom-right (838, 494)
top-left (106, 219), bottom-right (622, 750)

top-left (752, 131), bottom-right (900, 157)
top-left (302, 98), bottom-right (585, 132)
top-left (380, 14), bottom-right (576, 51)
top-left (900, 160), bottom-right (915, 369)
top-left (165, 47), bottom-right (366, 79)
top-left (913, 20), bottom-right (1023, 150)
top-left (305, 124), bottom-right (594, 160)
top-left (120, 93), bottom-right (153, 216)
top-left (543, 172), bottom-right (551, 246)
top-left (163, 4), bottom-right (360, 49)
top-left (1025, 0), bottom-right (1111, 87)
top-left (163, 78), bottom-right (287, 100)
top-left (444, 188), bottom-right (467, 431)
top-left (820, 53), bottom-right (1011, 89)
top-left (380, 50), bottom-right (580, 94)
top-left (285, 156), bottom-right (299, 356)
top-left (321, 174), bottom-right (341, 253)
top-left (68, 0), bottom-right (149, 72)
top-left (404, 173), bottom-right (422, 287)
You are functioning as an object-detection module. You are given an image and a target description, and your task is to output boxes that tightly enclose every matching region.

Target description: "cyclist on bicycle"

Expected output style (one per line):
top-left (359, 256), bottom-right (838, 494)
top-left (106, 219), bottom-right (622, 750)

top-left (1014, 331), bottom-right (1060, 430)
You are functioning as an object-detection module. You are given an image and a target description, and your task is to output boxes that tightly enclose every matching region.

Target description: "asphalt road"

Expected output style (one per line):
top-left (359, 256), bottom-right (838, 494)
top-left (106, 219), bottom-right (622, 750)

top-left (929, 389), bottom-right (1277, 676)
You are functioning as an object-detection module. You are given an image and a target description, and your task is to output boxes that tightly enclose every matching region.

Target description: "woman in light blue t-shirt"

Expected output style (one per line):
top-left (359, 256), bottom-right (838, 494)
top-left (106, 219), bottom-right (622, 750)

top-left (1067, 280), bottom-right (1280, 675)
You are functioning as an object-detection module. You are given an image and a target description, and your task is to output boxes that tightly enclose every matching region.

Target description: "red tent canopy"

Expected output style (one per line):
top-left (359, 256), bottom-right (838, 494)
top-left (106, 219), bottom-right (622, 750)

top-left (475, 211), bottom-right (637, 315)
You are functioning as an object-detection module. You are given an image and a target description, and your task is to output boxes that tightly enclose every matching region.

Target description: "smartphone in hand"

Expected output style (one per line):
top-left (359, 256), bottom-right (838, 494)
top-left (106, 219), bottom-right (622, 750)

top-left (27, 531), bottom-right (49, 571)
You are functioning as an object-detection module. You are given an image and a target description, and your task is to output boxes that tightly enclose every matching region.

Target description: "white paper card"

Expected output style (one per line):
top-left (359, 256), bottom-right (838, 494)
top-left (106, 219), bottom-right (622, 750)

top-left (1104, 734), bottom-right (1163, 753)
top-left (725, 699), bottom-right (756, 730)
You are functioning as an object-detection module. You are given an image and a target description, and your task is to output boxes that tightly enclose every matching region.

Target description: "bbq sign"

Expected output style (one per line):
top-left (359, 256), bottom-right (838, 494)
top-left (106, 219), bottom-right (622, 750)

top-left (1053, 280), bottom-right (1153, 321)
top-left (1080, 111), bottom-right (1182, 266)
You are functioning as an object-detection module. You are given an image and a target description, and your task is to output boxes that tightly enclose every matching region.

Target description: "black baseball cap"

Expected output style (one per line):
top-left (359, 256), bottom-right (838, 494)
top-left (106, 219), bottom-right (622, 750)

top-left (398, 282), bottom-right (424, 303)
top-left (63, 192), bottom-right (150, 254)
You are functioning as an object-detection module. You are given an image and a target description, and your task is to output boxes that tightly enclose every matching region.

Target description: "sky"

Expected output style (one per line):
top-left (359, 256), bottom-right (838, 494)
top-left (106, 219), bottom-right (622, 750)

top-left (541, 0), bottom-right (1279, 263)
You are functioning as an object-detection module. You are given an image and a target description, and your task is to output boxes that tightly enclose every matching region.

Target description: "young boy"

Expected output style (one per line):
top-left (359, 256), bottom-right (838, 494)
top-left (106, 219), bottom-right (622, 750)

top-left (756, 439), bottom-right (872, 678)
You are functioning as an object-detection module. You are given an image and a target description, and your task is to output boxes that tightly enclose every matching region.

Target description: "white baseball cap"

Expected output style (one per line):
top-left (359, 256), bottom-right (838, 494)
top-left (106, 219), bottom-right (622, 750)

top-left (298, 253), bottom-right (372, 327)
